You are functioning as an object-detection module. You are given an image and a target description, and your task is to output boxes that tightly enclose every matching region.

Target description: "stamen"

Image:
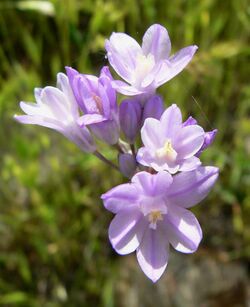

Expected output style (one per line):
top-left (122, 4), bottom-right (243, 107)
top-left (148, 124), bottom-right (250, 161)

top-left (133, 53), bottom-right (155, 87)
top-left (156, 139), bottom-right (177, 162)
top-left (92, 94), bottom-right (103, 114)
top-left (148, 211), bottom-right (163, 229)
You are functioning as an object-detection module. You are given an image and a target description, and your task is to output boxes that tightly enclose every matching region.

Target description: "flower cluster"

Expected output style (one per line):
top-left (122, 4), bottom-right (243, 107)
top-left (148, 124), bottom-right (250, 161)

top-left (15, 24), bottom-right (219, 282)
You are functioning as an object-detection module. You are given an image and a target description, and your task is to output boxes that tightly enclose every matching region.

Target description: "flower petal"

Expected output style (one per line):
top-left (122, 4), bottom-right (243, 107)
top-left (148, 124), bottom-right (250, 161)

top-left (163, 206), bottom-right (202, 253)
top-left (101, 183), bottom-right (139, 213)
top-left (155, 45), bottom-right (198, 87)
top-left (142, 24), bottom-right (171, 61)
top-left (109, 208), bottom-right (146, 255)
top-left (141, 118), bottom-right (164, 149)
top-left (111, 80), bottom-right (144, 96)
top-left (132, 171), bottom-right (173, 196)
top-left (14, 114), bottom-right (61, 131)
top-left (105, 33), bottom-right (141, 83)
top-left (174, 125), bottom-right (205, 159)
top-left (42, 86), bottom-right (70, 119)
top-left (57, 73), bottom-right (79, 118)
top-left (178, 156), bottom-right (201, 172)
top-left (167, 166), bottom-right (219, 208)
top-left (78, 114), bottom-right (106, 126)
top-left (136, 228), bottom-right (169, 282)
top-left (136, 147), bottom-right (154, 168)
top-left (160, 104), bottom-right (182, 138)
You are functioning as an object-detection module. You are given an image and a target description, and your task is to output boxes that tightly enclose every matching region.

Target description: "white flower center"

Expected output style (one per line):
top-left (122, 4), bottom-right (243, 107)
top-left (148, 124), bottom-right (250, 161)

top-left (148, 210), bottom-right (163, 230)
top-left (132, 53), bottom-right (155, 87)
top-left (155, 139), bottom-right (177, 162)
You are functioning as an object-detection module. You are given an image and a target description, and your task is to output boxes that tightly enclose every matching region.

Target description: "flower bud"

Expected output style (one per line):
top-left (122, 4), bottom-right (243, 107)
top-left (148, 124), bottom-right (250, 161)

top-left (142, 95), bottom-right (164, 123)
top-left (182, 116), bottom-right (197, 126)
top-left (119, 99), bottom-right (142, 144)
top-left (119, 153), bottom-right (137, 178)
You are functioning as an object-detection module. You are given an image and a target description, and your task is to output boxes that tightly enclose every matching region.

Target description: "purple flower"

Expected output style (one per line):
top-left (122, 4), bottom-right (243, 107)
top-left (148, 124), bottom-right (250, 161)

top-left (66, 66), bottom-right (119, 145)
top-left (137, 104), bottom-right (205, 174)
top-left (102, 167), bottom-right (219, 282)
top-left (119, 98), bottom-right (142, 143)
top-left (105, 24), bottom-right (198, 97)
top-left (182, 116), bottom-right (217, 156)
top-left (14, 73), bottom-right (96, 153)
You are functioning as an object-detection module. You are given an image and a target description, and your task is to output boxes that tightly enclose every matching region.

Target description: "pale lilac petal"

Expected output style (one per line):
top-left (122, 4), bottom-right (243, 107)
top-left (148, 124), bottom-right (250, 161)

top-left (174, 125), bottom-right (205, 159)
top-left (142, 24), bottom-right (171, 61)
top-left (136, 147), bottom-right (154, 167)
top-left (132, 171), bottom-right (173, 197)
top-left (19, 101), bottom-right (49, 117)
top-left (178, 156), bottom-right (201, 172)
top-left (78, 114), bottom-right (106, 126)
top-left (14, 114), bottom-right (61, 131)
top-left (141, 118), bottom-right (164, 149)
top-left (105, 33), bottom-right (141, 82)
top-left (56, 73), bottom-right (78, 119)
top-left (101, 183), bottom-right (139, 213)
top-left (142, 95), bottom-right (164, 122)
top-left (111, 80), bottom-right (144, 96)
top-left (42, 86), bottom-right (70, 119)
top-left (155, 46), bottom-right (198, 87)
top-left (34, 88), bottom-right (43, 104)
top-left (136, 228), bottom-right (169, 282)
top-left (137, 148), bottom-right (180, 174)
top-left (167, 166), bottom-right (219, 208)
top-left (160, 104), bottom-right (182, 138)
top-left (109, 208), bottom-right (146, 255)
top-left (163, 206), bottom-right (202, 253)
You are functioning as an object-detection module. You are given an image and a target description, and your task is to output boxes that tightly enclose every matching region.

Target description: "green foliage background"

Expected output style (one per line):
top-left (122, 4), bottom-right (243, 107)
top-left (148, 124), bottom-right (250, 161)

top-left (0, 0), bottom-right (249, 306)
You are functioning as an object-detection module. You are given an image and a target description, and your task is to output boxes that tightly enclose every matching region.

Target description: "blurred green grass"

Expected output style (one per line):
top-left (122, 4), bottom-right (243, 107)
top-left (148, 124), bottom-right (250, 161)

top-left (0, 0), bottom-right (250, 305)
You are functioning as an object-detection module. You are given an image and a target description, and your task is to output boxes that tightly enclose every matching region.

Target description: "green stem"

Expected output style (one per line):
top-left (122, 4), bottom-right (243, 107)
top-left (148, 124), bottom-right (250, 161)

top-left (94, 151), bottom-right (120, 172)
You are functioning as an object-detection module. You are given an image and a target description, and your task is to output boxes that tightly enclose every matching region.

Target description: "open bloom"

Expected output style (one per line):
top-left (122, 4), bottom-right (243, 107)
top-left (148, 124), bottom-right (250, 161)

top-left (137, 104), bottom-right (205, 174)
top-left (14, 73), bottom-right (96, 152)
top-left (102, 167), bottom-right (219, 282)
top-left (66, 66), bottom-right (119, 145)
top-left (105, 24), bottom-right (198, 97)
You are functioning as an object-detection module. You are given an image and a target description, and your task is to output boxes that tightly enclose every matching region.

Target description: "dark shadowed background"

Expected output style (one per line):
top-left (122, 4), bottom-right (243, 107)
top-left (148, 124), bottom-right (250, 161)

top-left (0, 0), bottom-right (249, 306)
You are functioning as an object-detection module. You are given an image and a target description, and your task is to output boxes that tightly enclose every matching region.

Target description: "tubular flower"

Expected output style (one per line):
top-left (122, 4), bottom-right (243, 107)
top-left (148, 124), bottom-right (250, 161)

top-left (101, 167), bottom-right (219, 282)
top-left (137, 104), bottom-right (205, 174)
top-left (105, 24), bottom-right (198, 97)
top-left (14, 73), bottom-right (96, 153)
top-left (66, 66), bottom-right (119, 145)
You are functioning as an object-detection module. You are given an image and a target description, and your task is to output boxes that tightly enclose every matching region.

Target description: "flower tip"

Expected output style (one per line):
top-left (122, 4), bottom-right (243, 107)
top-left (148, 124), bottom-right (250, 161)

top-left (65, 66), bottom-right (78, 77)
top-left (193, 45), bottom-right (199, 52)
